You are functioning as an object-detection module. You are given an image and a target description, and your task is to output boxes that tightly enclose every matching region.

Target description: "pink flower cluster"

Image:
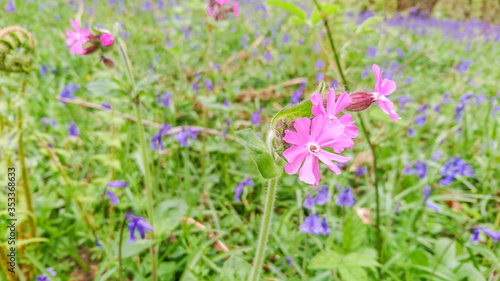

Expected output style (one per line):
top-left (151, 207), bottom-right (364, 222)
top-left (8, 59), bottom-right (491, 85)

top-left (282, 64), bottom-right (398, 186)
top-left (206, 0), bottom-right (239, 21)
top-left (65, 19), bottom-right (115, 55)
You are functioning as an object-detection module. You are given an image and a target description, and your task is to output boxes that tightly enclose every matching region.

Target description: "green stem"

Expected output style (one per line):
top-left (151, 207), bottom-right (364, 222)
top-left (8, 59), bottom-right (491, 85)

top-left (117, 38), bottom-right (157, 281)
top-left (312, 0), bottom-right (349, 91)
top-left (118, 216), bottom-right (127, 281)
top-left (358, 114), bottom-right (382, 279)
top-left (17, 80), bottom-right (36, 238)
top-left (249, 177), bottom-right (279, 281)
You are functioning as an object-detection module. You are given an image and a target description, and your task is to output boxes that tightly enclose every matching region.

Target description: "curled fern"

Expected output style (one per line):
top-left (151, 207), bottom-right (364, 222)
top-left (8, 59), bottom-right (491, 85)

top-left (0, 26), bottom-right (36, 73)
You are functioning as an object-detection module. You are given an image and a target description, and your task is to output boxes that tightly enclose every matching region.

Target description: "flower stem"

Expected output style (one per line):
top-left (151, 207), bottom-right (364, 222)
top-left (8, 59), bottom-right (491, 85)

top-left (312, 0), bottom-right (349, 91)
top-left (118, 216), bottom-right (127, 281)
top-left (17, 79), bottom-right (37, 238)
top-left (249, 177), bottom-right (279, 281)
top-left (312, 0), bottom-right (382, 276)
top-left (117, 38), bottom-right (157, 281)
top-left (358, 114), bottom-right (382, 279)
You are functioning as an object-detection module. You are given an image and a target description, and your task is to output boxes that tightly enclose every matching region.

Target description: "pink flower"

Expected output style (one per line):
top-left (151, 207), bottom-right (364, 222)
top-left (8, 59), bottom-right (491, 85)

top-left (310, 89), bottom-right (358, 152)
top-left (206, 0), bottom-right (239, 20)
top-left (371, 64), bottom-right (400, 122)
top-left (283, 116), bottom-right (351, 186)
top-left (66, 19), bottom-right (90, 55)
top-left (100, 33), bottom-right (114, 47)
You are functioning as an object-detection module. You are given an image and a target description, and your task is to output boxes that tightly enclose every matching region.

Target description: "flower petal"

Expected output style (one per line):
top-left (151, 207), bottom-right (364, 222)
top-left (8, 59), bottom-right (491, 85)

top-left (285, 153), bottom-right (306, 175)
top-left (283, 130), bottom-right (306, 146)
top-left (310, 93), bottom-right (326, 116)
top-left (293, 117), bottom-right (311, 138)
top-left (299, 154), bottom-right (319, 185)
top-left (380, 79), bottom-right (397, 96)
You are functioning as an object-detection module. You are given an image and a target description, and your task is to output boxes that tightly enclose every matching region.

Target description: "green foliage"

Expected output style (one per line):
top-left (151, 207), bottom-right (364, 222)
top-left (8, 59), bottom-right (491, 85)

top-left (235, 129), bottom-right (283, 179)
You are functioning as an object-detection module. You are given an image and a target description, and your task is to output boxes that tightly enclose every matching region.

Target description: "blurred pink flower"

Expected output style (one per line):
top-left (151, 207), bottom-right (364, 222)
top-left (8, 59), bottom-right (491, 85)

top-left (206, 0), bottom-right (239, 20)
top-left (100, 33), bottom-right (114, 47)
top-left (310, 89), bottom-right (358, 152)
top-left (371, 64), bottom-right (400, 122)
top-left (66, 19), bottom-right (90, 55)
top-left (283, 116), bottom-right (351, 186)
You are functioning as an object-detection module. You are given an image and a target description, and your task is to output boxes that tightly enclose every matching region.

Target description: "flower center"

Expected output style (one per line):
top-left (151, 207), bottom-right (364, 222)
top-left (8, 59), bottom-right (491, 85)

top-left (307, 143), bottom-right (320, 154)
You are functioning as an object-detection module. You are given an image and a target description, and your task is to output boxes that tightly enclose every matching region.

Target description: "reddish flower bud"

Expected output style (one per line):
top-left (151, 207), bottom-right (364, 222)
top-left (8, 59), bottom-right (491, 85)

top-left (83, 44), bottom-right (99, 55)
top-left (101, 55), bottom-right (115, 69)
top-left (344, 92), bottom-right (374, 112)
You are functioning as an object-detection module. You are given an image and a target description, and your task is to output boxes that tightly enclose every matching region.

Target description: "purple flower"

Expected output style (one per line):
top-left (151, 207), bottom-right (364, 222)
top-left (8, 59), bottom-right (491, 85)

top-left (106, 191), bottom-right (120, 206)
top-left (102, 102), bottom-right (112, 110)
top-left (315, 72), bottom-right (325, 82)
top-left (150, 122), bottom-right (172, 151)
top-left (68, 121), bottom-right (79, 137)
top-left (5, 0), bottom-right (16, 12)
top-left (470, 227), bottom-right (500, 243)
top-left (431, 151), bottom-right (443, 161)
top-left (106, 180), bottom-right (128, 188)
top-left (290, 90), bottom-right (302, 104)
top-left (303, 196), bottom-right (315, 209)
top-left (355, 166), bottom-right (367, 176)
top-left (205, 79), bottom-right (213, 92)
top-left (335, 185), bottom-right (355, 207)
top-left (157, 91), bottom-right (171, 108)
top-left (361, 65), bottom-right (370, 79)
top-left (192, 82), bottom-right (199, 93)
top-left (405, 160), bottom-right (427, 179)
top-left (299, 214), bottom-right (331, 235)
top-left (234, 176), bottom-right (254, 202)
top-left (480, 227), bottom-right (500, 243)
top-left (96, 237), bottom-right (104, 249)
top-left (223, 99), bottom-right (230, 107)
top-left (423, 185), bottom-right (440, 212)
top-left (395, 47), bottom-right (405, 59)
top-left (41, 117), bottom-right (56, 127)
top-left (456, 60), bottom-right (473, 74)
top-left (398, 95), bottom-right (413, 111)
top-left (284, 256), bottom-right (292, 266)
top-left (264, 50), bottom-right (272, 63)
top-left (281, 33), bottom-right (290, 44)
top-left (469, 229), bottom-right (481, 242)
top-left (36, 267), bottom-right (57, 281)
top-left (365, 46), bottom-right (377, 58)
top-left (407, 127), bottom-right (415, 137)
top-left (125, 212), bottom-right (154, 243)
top-left (439, 157), bottom-right (474, 186)
top-left (314, 59), bottom-right (324, 71)
top-left (314, 186), bottom-right (329, 205)
top-left (175, 127), bottom-right (200, 147)
top-left (59, 83), bottom-right (80, 104)
top-left (251, 109), bottom-right (263, 126)
top-left (40, 64), bottom-right (48, 77)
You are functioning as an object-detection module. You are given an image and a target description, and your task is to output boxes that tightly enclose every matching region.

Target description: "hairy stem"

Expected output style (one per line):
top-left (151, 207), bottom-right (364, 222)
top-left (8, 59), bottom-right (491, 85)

top-left (117, 38), bottom-right (157, 281)
top-left (249, 177), bottom-right (279, 281)
top-left (358, 114), bottom-right (382, 279)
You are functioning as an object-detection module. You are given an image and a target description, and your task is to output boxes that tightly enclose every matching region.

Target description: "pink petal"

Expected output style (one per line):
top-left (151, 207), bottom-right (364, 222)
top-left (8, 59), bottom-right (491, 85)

top-left (293, 117), bottom-right (311, 139)
top-left (70, 43), bottom-right (84, 55)
top-left (233, 1), bottom-right (239, 17)
top-left (315, 118), bottom-right (344, 146)
top-left (322, 137), bottom-right (353, 151)
top-left (299, 154), bottom-right (318, 185)
top-left (378, 98), bottom-right (400, 123)
top-left (283, 145), bottom-right (308, 162)
top-left (283, 130), bottom-right (306, 146)
top-left (339, 114), bottom-right (358, 138)
top-left (310, 93), bottom-right (326, 116)
top-left (331, 92), bottom-right (352, 116)
top-left (70, 19), bottom-right (80, 32)
top-left (380, 79), bottom-right (396, 96)
top-left (315, 151), bottom-right (342, 175)
top-left (372, 64), bottom-right (382, 92)
top-left (311, 155), bottom-right (321, 187)
top-left (285, 153), bottom-right (306, 175)
top-left (206, 6), bottom-right (216, 16)
top-left (310, 116), bottom-right (328, 143)
top-left (66, 37), bottom-right (76, 46)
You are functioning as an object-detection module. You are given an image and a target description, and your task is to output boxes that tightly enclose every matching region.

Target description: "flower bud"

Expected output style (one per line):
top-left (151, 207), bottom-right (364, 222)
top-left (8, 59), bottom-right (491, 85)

top-left (100, 33), bottom-right (114, 47)
top-left (101, 55), bottom-right (115, 69)
top-left (83, 44), bottom-right (99, 55)
top-left (344, 92), bottom-right (374, 112)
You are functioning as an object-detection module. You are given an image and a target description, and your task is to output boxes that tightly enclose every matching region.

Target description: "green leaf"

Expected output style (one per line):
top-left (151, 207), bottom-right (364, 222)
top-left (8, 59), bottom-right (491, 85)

top-left (455, 263), bottom-right (485, 281)
top-left (154, 199), bottom-right (188, 236)
top-left (265, 0), bottom-right (306, 20)
top-left (271, 81), bottom-right (326, 127)
top-left (434, 238), bottom-right (456, 265)
top-left (409, 249), bottom-right (429, 266)
top-left (339, 266), bottom-right (368, 281)
top-left (86, 79), bottom-right (122, 96)
top-left (134, 74), bottom-right (161, 95)
top-left (342, 211), bottom-right (366, 252)
top-left (218, 255), bottom-right (252, 281)
top-left (355, 16), bottom-right (383, 34)
top-left (289, 16), bottom-right (307, 25)
top-left (118, 239), bottom-right (156, 259)
top-left (309, 251), bottom-right (378, 270)
top-left (235, 129), bottom-right (282, 179)
top-left (311, 4), bottom-right (339, 25)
